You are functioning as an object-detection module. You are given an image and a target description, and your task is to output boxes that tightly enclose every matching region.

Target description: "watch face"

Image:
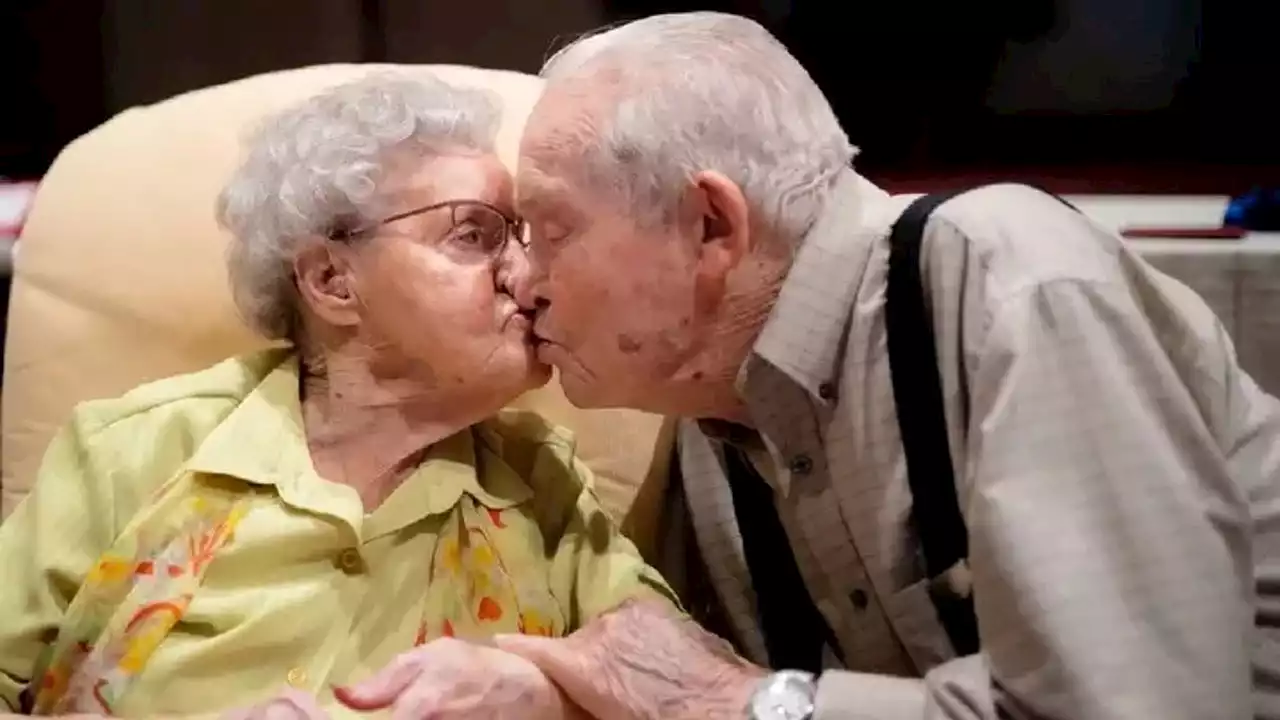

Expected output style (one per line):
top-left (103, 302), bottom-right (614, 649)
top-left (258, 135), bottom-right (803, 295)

top-left (750, 672), bottom-right (816, 720)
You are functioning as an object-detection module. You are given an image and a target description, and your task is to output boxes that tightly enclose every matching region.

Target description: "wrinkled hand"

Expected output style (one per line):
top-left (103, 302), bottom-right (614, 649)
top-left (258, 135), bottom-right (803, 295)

top-left (494, 600), bottom-right (767, 720)
top-left (334, 637), bottom-right (580, 720)
top-left (220, 688), bottom-right (330, 720)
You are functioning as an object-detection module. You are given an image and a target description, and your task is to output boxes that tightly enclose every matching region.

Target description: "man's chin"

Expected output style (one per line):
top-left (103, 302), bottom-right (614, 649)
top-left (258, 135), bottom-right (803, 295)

top-left (555, 370), bottom-right (622, 411)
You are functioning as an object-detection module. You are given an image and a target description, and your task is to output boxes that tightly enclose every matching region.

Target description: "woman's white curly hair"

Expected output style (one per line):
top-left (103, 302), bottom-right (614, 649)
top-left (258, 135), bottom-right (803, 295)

top-left (216, 72), bottom-right (503, 340)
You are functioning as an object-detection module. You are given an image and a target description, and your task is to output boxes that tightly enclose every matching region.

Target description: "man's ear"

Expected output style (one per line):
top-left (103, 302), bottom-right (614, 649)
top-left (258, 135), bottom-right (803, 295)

top-left (293, 240), bottom-right (361, 327)
top-left (684, 170), bottom-right (751, 287)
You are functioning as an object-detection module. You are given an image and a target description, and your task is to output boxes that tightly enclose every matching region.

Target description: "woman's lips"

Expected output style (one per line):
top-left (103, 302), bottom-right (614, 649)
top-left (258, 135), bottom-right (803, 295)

top-left (503, 310), bottom-right (535, 334)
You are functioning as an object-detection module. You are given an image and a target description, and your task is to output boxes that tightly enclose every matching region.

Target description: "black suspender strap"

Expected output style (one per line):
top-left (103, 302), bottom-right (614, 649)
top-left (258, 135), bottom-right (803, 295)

top-left (723, 444), bottom-right (839, 673)
top-left (884, 188), bottom-right (979, 655)
top-left (884, 184), bottom-right (1076, 657)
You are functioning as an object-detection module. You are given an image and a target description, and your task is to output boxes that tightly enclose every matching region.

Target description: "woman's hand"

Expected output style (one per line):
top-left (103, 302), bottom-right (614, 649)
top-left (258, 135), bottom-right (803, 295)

top-left (334, 637), bottom-right (582, 720)
top-left (220, 688), bottom-right (330, 720)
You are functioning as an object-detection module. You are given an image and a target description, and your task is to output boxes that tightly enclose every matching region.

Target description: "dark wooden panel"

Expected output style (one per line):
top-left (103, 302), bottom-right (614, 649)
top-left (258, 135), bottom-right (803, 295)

top-left (103, 0), bottom-right (367, 111)
top-left (0, 0), bottom-right (108, 178)
top-left (381, 0), bottom-right (603, 73)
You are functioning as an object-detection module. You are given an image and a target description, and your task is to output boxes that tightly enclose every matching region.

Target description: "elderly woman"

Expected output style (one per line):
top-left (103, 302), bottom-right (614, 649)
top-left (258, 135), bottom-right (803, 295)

top-left (0, 73), bottom-right (675, 719)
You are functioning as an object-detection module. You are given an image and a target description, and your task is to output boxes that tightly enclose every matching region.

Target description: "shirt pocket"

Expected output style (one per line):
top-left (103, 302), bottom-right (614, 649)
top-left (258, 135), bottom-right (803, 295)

top-left (884, 577), bottom-right (960, 671)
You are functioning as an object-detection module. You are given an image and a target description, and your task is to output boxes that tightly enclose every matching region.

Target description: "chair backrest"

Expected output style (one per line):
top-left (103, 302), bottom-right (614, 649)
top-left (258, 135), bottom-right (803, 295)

top-left (2, 64), bottom-right (672, 549)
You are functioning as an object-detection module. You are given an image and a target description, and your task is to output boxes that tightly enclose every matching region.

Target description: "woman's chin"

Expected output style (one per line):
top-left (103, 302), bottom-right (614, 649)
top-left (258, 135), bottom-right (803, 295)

top-left (492, 349), bottom-right (553, 398)
top-left (523, 357), bottom-right (555, 389)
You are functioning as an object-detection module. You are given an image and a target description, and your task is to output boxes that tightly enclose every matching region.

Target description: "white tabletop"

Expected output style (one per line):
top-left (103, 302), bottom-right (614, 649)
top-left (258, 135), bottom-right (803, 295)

top-left (1066, 194), bottom-right (1280, 255)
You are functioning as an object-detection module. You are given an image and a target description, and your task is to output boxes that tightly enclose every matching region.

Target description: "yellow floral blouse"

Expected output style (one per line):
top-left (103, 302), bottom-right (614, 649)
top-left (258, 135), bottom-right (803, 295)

top-left (0, 349), bottom-right (676, 717)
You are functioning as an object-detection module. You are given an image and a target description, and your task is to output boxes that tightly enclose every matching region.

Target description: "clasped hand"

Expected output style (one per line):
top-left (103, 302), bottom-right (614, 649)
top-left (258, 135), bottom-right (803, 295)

top-left (223, 637), bottom-right (579, 720)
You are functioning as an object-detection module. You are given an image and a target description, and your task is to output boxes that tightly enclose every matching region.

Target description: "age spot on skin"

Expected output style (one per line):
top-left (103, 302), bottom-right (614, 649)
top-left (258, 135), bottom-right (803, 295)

top-left (617, 334), bottom-right (643, 354)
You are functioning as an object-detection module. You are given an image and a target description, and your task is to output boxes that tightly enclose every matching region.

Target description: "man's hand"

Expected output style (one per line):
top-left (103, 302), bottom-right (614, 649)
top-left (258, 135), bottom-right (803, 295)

top-left (334, 637), bottom-right (582, 720)
top-left (220, 688), bottom-right (330, 720)
top-left (494, 599), bottom-right (767, 720)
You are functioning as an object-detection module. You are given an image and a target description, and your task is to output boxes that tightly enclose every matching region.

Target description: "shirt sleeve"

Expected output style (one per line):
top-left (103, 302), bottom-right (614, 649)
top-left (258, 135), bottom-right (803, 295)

top-left (0, 410), bottom-right (121, 710)
top-left (815, 277), bottom-right (1252, 719)
top-left (544, 454), bottom-right (683, 629)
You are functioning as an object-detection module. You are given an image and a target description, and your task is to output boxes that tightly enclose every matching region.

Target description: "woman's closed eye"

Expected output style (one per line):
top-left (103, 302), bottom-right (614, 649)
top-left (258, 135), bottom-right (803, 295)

top-left (449, 221), bottom-right (486, 246)
top-left (444, 216), bottom-right (508, 259)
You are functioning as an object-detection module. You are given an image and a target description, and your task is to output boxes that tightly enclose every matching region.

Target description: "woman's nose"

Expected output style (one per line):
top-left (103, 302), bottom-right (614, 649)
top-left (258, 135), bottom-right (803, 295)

top-left (496, 240), bottom-right (535, 302)
top-left (499, 244), bottom-right (549, 313)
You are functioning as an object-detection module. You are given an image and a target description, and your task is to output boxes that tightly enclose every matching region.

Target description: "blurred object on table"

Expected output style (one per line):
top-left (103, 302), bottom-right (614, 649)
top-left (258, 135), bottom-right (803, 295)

top-left (0, 180), bottom-right (37, 241)
top-left (1226, 187), bottom-right (1280, 232)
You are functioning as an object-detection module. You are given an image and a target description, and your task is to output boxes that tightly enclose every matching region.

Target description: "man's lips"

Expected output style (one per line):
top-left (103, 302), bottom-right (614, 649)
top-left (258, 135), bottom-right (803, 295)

top-left (530, 325), bottom-right (553, 345)
top-left (530, 331), bottom-right (559, 360)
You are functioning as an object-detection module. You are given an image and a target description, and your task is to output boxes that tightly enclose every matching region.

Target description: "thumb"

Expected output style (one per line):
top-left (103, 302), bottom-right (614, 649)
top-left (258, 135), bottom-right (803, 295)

top-left (493, 634), bottom-right (606, 715)
top-left (333, 655), bottom-right (420, 711)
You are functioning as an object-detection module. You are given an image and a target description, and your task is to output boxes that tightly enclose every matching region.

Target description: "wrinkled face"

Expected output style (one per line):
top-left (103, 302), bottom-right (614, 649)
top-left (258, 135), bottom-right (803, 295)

top-left (313, 152), bottom-right (549, 402)
top-left (513, 112), bottom-right (706, 410)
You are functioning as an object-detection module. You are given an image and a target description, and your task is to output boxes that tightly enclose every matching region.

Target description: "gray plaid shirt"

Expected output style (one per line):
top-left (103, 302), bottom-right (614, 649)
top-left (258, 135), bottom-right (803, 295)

top-left (661, 170), bottom-right (1280, 719)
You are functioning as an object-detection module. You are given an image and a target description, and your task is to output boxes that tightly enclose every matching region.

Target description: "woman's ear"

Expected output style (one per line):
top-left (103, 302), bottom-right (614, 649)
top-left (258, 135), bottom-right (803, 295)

top-left (294, 240), bottom-right (361, 327)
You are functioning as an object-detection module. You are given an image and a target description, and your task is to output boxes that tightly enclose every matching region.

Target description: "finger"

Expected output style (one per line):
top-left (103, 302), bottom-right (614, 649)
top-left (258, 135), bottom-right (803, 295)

top-left (280, 689), bottom-right (331, 720)
top-left (335, 654), bottom-right (423, 711)
top-left (492, 635), bottom-right (600, 716)
top-left (263, 700), bottom-right (304, 720)
top-left (390, 680), bottom-right (447, 720)
top-left (220, 706), bottom-right (254, 720)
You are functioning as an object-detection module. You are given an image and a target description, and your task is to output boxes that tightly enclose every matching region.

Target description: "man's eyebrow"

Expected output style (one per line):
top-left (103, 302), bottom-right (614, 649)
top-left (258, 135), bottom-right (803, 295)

top-left (515, 176), bottom-right (567, 214)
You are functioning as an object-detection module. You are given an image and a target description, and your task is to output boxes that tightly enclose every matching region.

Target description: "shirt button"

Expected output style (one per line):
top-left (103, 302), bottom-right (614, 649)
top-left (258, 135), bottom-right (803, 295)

top-left (850, 588), bottom-right (870, 611)
top-left (286, 667), bottom-right (308, 688)
top-left (788, 454), bottom-right (814, 476)
top-left (817, 381), bottom-right (837, 400)
top-left (337, 548), bottom-right (363, 574)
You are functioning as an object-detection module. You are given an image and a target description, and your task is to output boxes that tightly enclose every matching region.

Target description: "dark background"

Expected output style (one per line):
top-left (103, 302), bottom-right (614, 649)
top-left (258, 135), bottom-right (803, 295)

top-left (2, 0), bottom-right (1278, 192)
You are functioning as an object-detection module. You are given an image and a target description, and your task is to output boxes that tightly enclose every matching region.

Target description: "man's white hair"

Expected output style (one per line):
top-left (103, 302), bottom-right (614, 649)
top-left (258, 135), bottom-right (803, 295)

top-left (216, 72), bottom-right (502, 341)
top-left (540, 12), bottom-right (855, 242)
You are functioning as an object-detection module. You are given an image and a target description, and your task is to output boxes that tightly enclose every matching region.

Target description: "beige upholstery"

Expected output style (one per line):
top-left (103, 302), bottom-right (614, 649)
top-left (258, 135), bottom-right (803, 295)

top-left (2, 64), bottom-right (672, 550)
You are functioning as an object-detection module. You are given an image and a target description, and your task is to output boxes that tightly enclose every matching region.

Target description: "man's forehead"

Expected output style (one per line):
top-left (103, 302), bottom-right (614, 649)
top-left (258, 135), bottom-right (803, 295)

top-left (515, 165), bottom-right (572, 211)
top-left (517, 83), bottom-right (611, 210)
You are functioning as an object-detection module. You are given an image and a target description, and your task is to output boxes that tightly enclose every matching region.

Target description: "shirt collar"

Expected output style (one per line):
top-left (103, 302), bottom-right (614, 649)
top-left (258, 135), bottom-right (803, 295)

top-left (740, 169), bottom-right (894, 404)
top-left (187, 351), bottom-right (531, 533)
top-left (186, 349), bottom-right (313, 486)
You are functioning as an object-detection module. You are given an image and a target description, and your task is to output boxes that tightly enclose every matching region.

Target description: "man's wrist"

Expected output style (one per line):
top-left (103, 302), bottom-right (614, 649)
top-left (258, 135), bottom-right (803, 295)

top-left (699, 664), bottom-right (768, 720)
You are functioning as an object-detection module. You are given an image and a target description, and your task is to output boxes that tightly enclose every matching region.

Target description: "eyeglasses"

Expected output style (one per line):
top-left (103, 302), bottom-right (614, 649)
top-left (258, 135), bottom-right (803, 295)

top-left (328, 199), bottom-right (525, 259)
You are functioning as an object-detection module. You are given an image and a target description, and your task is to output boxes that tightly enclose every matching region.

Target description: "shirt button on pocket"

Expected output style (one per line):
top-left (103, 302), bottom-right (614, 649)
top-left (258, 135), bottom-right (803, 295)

top-left (788, 454), bottom-right (814, 476)
top-left (850, 588), bottom-right (870, 611)
top-left (337, 548), bottom-right (363, 574)
top-left (287, 667), bottom-right (308, 688)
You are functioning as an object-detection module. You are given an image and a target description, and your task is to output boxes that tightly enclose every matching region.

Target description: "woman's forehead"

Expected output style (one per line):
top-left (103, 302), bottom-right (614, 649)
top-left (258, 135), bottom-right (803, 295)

top-left (387, 153), bottom-right (514, 207)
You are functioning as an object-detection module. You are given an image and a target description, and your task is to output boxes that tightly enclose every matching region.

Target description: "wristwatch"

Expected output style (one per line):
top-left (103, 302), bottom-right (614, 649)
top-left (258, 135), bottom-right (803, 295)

top-left (746, 670), bottom-right (817, 720)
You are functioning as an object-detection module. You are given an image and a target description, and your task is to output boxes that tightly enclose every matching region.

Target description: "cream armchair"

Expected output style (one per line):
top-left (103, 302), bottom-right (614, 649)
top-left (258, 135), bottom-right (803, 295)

top-left (2, 64), bottom-right (673, 553)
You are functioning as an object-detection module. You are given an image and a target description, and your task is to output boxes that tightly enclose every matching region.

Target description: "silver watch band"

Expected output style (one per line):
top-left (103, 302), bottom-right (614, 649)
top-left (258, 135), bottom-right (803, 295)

top-left (747, 670), bottom-right (817, 720)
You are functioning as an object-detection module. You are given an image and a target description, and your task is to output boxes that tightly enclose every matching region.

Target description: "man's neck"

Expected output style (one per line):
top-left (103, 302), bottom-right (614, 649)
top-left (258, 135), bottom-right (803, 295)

top-left (660, 254), bottom-right (789, 424)
top-left (299, 344), bottom-right (499, 507)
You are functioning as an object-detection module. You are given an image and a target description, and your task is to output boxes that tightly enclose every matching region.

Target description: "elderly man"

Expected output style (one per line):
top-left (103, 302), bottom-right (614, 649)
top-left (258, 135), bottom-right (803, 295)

top-left (479, 10), bottom-right (1280, 720)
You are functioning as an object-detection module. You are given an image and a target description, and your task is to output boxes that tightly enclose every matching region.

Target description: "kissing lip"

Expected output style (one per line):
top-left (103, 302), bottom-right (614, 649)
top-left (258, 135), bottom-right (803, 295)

top-left (530, 328), bottom-right (555, 347)
top-left (505, 309), bottom-right (535, 331)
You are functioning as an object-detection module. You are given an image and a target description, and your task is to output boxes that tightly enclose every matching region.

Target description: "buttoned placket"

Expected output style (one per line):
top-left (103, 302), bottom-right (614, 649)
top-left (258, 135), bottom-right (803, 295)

top-left (745, 369), bottom-right (909, 673)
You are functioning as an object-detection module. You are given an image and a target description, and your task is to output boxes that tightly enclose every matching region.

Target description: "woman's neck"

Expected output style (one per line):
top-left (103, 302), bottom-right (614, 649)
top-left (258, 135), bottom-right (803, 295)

top-left (299, 348), bottom-right (492, 509)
